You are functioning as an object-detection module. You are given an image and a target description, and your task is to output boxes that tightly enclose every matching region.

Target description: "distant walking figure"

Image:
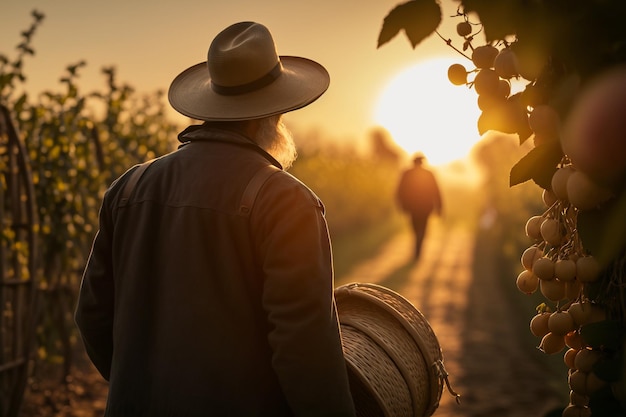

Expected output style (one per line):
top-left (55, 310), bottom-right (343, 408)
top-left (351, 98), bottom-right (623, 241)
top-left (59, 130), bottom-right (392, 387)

top-left (396, 153), bottom-right (443, 260)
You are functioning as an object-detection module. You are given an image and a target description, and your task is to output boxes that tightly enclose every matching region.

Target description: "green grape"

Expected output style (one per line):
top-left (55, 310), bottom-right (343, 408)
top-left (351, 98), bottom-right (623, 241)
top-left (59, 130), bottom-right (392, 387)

top-left (472, 45), bottom-right (499, 69)
top-left (447, 63), bottom-right (467, 86)
top-left (456, 21), bottom-right (472, 37)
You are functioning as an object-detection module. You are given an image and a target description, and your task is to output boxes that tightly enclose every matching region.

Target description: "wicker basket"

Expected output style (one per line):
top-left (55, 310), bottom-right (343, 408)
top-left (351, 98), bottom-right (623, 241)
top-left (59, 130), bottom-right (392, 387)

top-left (335, 282), bottom-right (452, 417)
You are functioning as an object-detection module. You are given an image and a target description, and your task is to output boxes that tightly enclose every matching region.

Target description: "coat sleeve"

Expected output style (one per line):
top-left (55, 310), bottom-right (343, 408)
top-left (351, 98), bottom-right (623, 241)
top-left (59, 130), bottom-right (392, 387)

top-left (74, 191), bottom-right (116, 381)
top-left (251, 173), bottom-right (356, 417)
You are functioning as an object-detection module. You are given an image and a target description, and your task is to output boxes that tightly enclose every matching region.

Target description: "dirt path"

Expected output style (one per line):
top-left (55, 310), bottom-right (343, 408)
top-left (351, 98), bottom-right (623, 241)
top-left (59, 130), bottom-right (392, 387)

top-left (339, 220), bottom-right (566, 417)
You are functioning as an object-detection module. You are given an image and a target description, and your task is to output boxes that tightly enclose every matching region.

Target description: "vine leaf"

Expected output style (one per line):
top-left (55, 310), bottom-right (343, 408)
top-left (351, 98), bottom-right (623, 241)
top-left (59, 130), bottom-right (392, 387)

top-left (460, 0), bottom-right (520, 42)
top-left (593, 356), bottom-right (623, 383)
top-left (509, 140), bottom-right (562, 188)
top-left (580, 320), bottom-right (623, 351)
top-left (377, 0), bottom-right (441, 49)
top-left (578, 189), bottom-right (626, 266)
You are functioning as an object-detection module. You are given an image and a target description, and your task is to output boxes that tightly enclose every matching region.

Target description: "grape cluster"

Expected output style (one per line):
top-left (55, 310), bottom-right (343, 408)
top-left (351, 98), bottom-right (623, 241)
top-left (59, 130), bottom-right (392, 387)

top-left (520, 109), bottom-right (624, 417)
top-left (446, 25), bottom-right (531, 140)
top-left (445, 19), bottom-right (626, 417)
top-left (521, 125), bottom-right (622, 408)
top-left (519, 159), bottom-right (621, 415)
top-left (521, 174), bottom-right (607, 415)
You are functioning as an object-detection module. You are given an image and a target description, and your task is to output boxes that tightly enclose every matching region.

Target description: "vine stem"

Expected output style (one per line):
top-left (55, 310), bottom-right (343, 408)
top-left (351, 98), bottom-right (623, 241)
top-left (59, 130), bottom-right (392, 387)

top-left (435, 30), bottom-right (472, 61)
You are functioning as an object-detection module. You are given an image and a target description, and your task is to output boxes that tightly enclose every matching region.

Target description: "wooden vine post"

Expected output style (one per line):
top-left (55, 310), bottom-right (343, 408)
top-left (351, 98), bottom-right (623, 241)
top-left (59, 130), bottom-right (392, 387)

top-left (0, 104), bottom-right (40, 417)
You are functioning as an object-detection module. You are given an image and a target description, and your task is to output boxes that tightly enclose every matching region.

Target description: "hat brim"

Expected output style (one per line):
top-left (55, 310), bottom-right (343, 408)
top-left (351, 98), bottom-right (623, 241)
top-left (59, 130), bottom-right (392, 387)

top-left (168, 56), bottom-right (330, 121)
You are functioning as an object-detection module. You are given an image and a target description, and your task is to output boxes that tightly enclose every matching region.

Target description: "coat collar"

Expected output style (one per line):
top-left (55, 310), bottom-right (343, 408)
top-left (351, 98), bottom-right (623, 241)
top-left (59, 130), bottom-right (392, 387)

top-left (177, 125), bottom-right (282, 169)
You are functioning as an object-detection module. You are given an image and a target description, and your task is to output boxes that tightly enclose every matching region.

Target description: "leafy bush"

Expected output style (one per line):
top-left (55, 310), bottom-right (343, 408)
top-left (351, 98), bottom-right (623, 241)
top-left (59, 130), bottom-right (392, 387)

top-left (291, 148), bottom-right (400, 240)
top-left (1, 11), bottom-right (178, 366)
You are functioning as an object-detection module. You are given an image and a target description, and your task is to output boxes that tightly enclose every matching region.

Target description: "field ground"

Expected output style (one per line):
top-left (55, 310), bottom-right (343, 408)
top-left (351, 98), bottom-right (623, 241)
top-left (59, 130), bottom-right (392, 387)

top-left (20, 219), bottom-right (570, 416)
top-left (338, 219), bottom-right (568, 417)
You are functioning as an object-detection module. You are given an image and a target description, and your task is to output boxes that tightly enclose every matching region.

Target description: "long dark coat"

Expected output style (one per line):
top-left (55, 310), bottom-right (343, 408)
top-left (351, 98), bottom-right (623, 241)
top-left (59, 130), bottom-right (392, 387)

top-left (396, 164), bottom-right (442, 217)
top-left (75, 127), bottom-right (355, 417)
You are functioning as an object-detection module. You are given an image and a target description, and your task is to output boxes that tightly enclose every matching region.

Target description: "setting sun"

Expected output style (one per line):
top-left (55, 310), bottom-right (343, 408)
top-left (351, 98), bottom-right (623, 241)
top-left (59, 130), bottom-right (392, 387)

top-left (374, 57), bottom-right (482, 166)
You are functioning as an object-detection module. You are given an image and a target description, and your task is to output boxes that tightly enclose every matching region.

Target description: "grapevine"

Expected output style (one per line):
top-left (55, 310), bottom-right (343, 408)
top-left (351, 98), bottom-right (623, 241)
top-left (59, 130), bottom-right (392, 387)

top-left (446, 23), bottom-right (626, 417)
top-left (379, 0), bottom-right (626, 415)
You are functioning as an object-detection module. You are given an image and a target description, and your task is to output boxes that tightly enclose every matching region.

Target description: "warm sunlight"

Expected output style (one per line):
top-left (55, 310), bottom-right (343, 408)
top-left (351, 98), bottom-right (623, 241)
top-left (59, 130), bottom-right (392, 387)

top-left (374, 57), bottom-right (482, 166)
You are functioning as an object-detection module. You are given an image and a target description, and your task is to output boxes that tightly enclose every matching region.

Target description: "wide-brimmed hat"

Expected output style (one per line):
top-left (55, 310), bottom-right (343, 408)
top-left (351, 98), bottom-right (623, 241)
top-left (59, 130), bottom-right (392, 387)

top-left (168, 21), bottom-right (330, 121)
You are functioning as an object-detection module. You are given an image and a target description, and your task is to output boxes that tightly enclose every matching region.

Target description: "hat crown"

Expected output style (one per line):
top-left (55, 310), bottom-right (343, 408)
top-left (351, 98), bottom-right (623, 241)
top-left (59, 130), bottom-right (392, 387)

top-left (168, 21), bottom-right (329, 121)
top-left (208, 22), bottom-right (280, 90)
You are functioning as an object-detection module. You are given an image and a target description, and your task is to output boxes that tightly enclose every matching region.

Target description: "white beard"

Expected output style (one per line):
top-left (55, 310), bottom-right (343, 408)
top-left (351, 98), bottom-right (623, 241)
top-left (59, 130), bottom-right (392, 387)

top-left (255, 115), bottom-right (298, 170)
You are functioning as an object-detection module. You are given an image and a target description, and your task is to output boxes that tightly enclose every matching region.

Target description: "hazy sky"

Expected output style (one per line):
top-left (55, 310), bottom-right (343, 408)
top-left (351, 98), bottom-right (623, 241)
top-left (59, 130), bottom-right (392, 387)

top-left (2, 0), bottom-right (473, 158)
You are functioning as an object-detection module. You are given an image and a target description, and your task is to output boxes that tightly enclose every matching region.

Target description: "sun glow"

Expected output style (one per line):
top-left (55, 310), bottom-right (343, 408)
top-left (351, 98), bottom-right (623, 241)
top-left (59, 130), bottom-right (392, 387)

top-left (374, 57), bottom-right (482, 166)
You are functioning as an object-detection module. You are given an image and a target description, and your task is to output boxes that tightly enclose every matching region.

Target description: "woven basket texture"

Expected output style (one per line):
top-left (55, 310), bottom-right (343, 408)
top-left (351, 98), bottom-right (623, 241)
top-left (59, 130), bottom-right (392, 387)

top-left (341, 325), bottom-right (412, 417)
top-left (335, 283), bottom-right (444, 417)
